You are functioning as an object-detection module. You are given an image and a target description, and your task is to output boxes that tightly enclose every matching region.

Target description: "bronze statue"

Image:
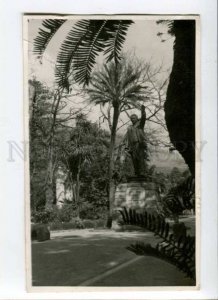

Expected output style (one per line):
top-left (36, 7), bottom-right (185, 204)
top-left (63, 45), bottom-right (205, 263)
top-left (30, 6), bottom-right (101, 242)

top-left (125, 105), bottom-right (147, 177)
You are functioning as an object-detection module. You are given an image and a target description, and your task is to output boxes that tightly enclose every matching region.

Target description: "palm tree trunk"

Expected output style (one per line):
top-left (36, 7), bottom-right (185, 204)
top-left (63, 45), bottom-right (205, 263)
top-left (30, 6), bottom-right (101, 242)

top-left (107, 103), bottom-right (119, 228)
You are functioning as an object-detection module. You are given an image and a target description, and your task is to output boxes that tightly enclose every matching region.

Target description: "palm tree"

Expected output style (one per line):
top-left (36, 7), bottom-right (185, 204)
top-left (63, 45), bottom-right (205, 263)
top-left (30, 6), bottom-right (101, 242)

top-left (33, 18), bottom-right (196, 175)
top-left (87, 59), bottom-right (147, 227)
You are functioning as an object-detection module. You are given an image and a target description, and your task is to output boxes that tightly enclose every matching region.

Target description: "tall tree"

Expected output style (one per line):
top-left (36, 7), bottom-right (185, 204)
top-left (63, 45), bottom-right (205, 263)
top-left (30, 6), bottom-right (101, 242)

top-left (29, 79), bottom-right (82, 209)
top-left (87, 59), bottom-right (147, 227)
top-left (29, 79), bottom-right (57, 209)
top-left (163, 20), bottom-right (195, 176)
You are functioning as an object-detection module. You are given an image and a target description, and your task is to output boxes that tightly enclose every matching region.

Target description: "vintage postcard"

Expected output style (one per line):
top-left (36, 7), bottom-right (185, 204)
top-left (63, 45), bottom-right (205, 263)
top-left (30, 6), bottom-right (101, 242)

top-left (23, 14), bottom-right (200, 292)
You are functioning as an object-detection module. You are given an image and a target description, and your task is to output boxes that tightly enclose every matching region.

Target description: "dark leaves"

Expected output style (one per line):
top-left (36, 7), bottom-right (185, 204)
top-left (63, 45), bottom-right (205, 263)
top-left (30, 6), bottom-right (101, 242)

top-left (87, 59), bottom-right (147, 108)
top-left (119, 207), bottom-right (195, 280)
top-left (34, 19), bottom-right (134, 88)
top-left (34, 19), bottom-right (66, 56)
top-left (103, 20), bottom-right (134, 64)
top-left (57, 19), bottom-right (134, 86)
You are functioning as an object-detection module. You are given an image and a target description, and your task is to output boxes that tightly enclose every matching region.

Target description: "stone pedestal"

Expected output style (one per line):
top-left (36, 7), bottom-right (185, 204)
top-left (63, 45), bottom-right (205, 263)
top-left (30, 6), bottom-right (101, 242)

top-left (114, 181), bottom-right (160, 215)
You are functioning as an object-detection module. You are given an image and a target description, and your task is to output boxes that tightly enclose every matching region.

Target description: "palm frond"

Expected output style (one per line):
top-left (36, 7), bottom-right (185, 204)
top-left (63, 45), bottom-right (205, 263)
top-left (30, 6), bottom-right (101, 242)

top-left (55, 20), bottom-right (108, 86)
top-left (121, 72), bottom-right (139, 91)
top-left (127, 239), bottom-right (195, 280)
top-left (122, 84), bottom-right (147, 99)
top-left (88, 73), bottom-right (115, 103)
top-left (91, 71), bottom-right (115, 95)
top-left (73, 20), bottom-right (110, 85)
top-left (55, 20), bottom-right (134, 87)
top-left (55, 20), bottom-right (91, 89)
top-left (119, 208), bottom-right (195, 280)
top-left (34, 19), bottom-right (66, 56)
top-left (119, 208), bottom-right (169, 237)
top-left (104, 20), bottom-right (134, 64)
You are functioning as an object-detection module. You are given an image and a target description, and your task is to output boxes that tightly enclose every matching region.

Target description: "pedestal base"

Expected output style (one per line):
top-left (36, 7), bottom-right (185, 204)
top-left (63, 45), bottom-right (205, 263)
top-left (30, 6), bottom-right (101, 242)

top-left (114, 181), bottom-right (160, 214)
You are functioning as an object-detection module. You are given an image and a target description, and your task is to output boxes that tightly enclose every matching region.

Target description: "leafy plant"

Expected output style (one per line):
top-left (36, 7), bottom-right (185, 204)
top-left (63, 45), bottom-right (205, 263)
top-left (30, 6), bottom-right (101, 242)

top-left (32, 208), bottom-right (58, 224)
top-left (59, 114), bottom-right (109, 218)
top-left (49, 219), bottom-right (85, 230)
top-left (57, 204), bottom-right (77, 222)
top-left (31, 224), bottom-right (50, 242)
top-left (157, 176), bottom-right (195, 221)
top-left (34, 19), bottom-right (133, 87)
top-left (119, 207), bottom-right (195, 280)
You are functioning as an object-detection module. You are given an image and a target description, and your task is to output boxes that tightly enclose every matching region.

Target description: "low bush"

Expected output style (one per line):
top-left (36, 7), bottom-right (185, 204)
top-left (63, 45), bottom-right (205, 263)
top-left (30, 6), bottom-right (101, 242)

top-left (31, 224), bottom-right (50, 242)
top-left (32, 204), bottom-right (78, 224)
top-left (50, 219), bottom-right (84, 231)
top-left (82, 219), bottom-right (95, 228)
top-left (32, 207), bottom-right (106, 230)
top-left (32, 208), bottom-right (58, 224)
top-left (49, 218), bottom-right (106, 231)
top-left (94, 219), bottom-right (106, 228)
top-left (82, 219), bottom-right (105, 228)
top-left (57, 204), bottom-right (78, 222)
top-left (79, 201), bottom-right (108, 220)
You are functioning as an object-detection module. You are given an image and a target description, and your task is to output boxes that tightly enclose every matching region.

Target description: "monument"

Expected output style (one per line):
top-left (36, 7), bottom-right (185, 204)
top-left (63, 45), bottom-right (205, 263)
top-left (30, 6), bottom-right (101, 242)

top-left (114, 105), bottom-right (160, 218)
top-left (125, 104), bottom-right (147, 177)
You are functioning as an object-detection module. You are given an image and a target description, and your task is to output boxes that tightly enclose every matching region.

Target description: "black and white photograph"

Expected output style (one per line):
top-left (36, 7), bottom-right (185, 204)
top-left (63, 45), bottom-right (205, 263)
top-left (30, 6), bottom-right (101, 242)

top-left (25, 15), bottom-right (199, 289)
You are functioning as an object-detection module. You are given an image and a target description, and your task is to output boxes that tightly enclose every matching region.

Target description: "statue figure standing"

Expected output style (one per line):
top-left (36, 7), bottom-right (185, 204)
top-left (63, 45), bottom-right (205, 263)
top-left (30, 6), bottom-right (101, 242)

top-left (125, 105), bottom-right (147, 177)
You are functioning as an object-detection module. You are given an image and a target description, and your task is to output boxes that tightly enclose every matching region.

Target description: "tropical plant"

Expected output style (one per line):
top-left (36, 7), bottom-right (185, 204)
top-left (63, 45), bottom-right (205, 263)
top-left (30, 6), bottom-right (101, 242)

top-left (79, 151), bottom-right (109, 220)
top-left (34, 19), bottom-right (133, 87)
top-left (169, 167), bottom-right (183, 186)
top-left (158, 176), bottom-right (195, 221)
top-left (59, 114), bottom-right (109, 218)
top-left (119, 207), bottom-right (195, 281)
top-left (87, 59), bottom-right (148, 227)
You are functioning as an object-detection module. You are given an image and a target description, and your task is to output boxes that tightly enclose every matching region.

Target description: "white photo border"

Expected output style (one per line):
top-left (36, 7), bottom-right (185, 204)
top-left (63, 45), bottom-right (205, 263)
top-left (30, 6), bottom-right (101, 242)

top-left (0, 0), bottom-right (217, 299)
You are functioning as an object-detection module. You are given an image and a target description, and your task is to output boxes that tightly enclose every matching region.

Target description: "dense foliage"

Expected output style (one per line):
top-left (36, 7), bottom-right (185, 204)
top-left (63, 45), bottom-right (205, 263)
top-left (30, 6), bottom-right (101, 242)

top-left (29, 81), bottom-right (112, 221)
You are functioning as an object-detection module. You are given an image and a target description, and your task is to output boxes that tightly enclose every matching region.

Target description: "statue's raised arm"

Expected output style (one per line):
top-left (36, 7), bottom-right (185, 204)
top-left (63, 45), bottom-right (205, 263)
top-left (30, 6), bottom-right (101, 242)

top-left (139, 104), bottom-right (146, 129)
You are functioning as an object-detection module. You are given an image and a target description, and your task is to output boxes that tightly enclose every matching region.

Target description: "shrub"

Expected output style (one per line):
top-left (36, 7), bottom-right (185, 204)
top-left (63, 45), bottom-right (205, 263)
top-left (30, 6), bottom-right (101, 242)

top-left (57, 204), bottom-right (77, 222)
top-left (82, 219), bottom-right (106, 228)
top-left (32, 208), bottom-right (58, 224)
top-left (49, 218), bottom-right (106, 230)
top-left (95, 219), bottom-right (106, 228)
top-left (50, 219), bottom-right (84, 230)
top-left (79, 201), bottom-right (108, 220)
top-left (32, 204), bottom-right (78, 224)
top-left (82, 219), bottom-right (95, 228)
top-left (31, 224), bottom-right (50, 242)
